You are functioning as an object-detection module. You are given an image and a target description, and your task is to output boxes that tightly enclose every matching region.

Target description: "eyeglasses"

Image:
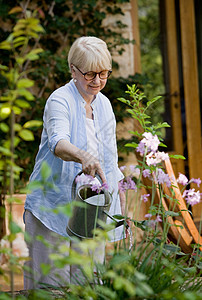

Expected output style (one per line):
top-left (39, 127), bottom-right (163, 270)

top-left (74, 66), bottom-right (112, 81)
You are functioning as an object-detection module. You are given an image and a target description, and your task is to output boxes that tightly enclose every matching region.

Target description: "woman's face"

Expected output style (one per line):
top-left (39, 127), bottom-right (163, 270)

top-left (72, 66), bottom-right (108, 103)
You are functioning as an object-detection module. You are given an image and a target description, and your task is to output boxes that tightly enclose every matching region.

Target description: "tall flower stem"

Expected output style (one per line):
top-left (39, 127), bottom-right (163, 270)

top-left (9, 109), bottom-right (15, 298)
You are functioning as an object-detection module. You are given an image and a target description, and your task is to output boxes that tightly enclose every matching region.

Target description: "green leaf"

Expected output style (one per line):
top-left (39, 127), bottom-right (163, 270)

top-left (0, 123), bottom-right (9, 133)
top-left (117, 97), bottom-right (131, 105)
top-left (17, 78), bottom-right (34, 89)
top-left (18, 129), bottom-right (34, 141)
top-left (0, 107), bottom-right (11, 119)
top-left (112, 214), bottom-right (125, 220)
top-left (27, 181), bottom-right (42, 191)
top-left (165, 211), bottom-right (180, 217)
top-left (16, 57), bottom-right (25, 65)
top-left (14, 124), bottom-right (22, 131)
top-left (146, 96), bottom-right (162, 108)
top-left (163, 244), bottom-right (182, 253)
top-left (169, 154), bottom-right (186, 160)
top-left (15, 99), bottom-right (31, 108)
top-left (52, 204), bottom-right (72, 217)
top-left (9, 6), bottom-right (23, 14)
top-left (40, 161), bottom-right (51, 180)
top-left (13, 106), bottom-right (22, 115)
top-left (125, 142), bottom-right (138, 148)
top-left (24, 54), bottom-right (39, 61)
top-left (0, 64), bottom-right (8, 71)
top-left (0, 41), bottom-right (12, 50)
top-left (183, 267), bottom-right (197, 274)
top-left (25, 48), bottom-right (43, 61)
top-left (10, 221), bottom-right (22, 234)
top-left (114, 277), bottom-right (136, 296)
top-left (40, 263), bottom-right (51, 276)
top-left (18, 88), bottom-right (34, 101)
top-left (0, 146), bottom-right (12, 156)
top-left (23, 120), bottom-right (43, 128)
top-left (95, 285), bottom-right (117, 300)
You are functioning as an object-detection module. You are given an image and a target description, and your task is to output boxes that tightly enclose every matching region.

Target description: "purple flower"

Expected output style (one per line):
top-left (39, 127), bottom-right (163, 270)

top-left (75, 174), bottom-right (94, 184)
top-left (148, 220), bottom-right (156, 229)
top-left (91, 182), bottom-right (109, 194)
top-left (141, 193), bottom-right (150, 202)
top-left (126, 176), bottom-right (136, 190)
top-left (190, 178), bottom-right (201, 188)
top-left (91, 183), bottom-right (101, 192)
top-left (129, 165), bottom-right (136, 172)
top-left (142, 169), bottom-right (151, 178)
top-left (118, 176), bottom-right (137, 193)
top-left (136, 141), bottom-right (146, 156)
top-left (156, 215), bottom-right (162, 222)
top-left (157, 168), bottom-right (171, 187)
top-left (129, 165), bottom-right (140, 177)
top-left (177, 173), bottom-right (188, 186)
top-left (101, 182), bottom-right (109, 190)
top-left (182, 188), bottom-right (201, 206)
top-left (120, 166), bottom-right (126, 172)
top-left (145, 213), bottom-right (152, 218)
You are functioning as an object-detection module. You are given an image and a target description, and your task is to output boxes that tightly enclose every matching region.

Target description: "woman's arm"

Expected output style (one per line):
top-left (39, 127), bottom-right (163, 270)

top-left (55, 139), bottom-right (106, 183)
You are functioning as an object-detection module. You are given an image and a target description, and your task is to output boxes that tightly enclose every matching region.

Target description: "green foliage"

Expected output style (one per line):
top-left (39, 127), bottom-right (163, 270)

top-left (118, 83), bottom-right (170, 141)
top-left (0, 0), bottom-right (143, 185)
top-left (0, 9), bottom-right (44, 194)
top-left (138, 0), bottom-right (166, 129)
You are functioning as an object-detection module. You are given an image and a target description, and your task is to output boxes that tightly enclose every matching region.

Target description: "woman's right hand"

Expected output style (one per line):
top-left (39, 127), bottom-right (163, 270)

top-left (55, 139), bottom-right (106, 183)
top-left (80, 152), bottom-right (106, 183)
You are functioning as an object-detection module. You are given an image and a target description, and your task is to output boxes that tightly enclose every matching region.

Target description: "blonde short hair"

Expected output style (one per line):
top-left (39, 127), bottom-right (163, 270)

top-left (68, 36), bottom-right (112, 72)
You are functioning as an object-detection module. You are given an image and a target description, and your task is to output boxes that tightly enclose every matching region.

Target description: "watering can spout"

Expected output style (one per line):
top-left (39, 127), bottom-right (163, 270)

top-left (103, 211), bottom-right (129, 229)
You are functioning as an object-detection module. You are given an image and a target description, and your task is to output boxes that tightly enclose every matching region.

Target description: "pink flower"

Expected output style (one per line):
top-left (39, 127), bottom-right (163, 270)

top-left (120, 166), bottom-right (126, 172)
top-left (146, 152), bottom-right (158, 166)
top-left (141, 132), bottom-right (160, 153)
top-left (157, 168), bottom-right (171, 187)
top-left (141, 193), bottom-right (150, 202)
top-left (146, 151), bottom-right (169, 166)
top-left (177, 173), bottom-right (188, 186)
top-left (155, 151), bottom-right (169, 162)
top-left (182, 188), bottom-right (201, 206)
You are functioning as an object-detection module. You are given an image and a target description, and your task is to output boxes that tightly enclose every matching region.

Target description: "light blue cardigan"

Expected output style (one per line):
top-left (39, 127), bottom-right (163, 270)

top-left (25, 80), bottom-right (124, 241)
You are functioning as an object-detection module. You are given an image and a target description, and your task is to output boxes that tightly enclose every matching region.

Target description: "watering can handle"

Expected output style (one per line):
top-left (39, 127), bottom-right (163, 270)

top-left (71, 171), bottom-right (103, 200)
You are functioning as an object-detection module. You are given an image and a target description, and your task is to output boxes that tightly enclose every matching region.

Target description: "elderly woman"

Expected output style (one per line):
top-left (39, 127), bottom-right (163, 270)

top-left (24, 36), bottom-right (125, 289)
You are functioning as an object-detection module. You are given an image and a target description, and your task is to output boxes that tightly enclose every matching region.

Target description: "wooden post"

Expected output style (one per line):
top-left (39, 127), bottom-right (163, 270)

top-left (131, 0), bottom-right (142, 74)
top-left (179, 0), bottom-right (202, 221)
top-left (164, 0), bottom-right (184, 175)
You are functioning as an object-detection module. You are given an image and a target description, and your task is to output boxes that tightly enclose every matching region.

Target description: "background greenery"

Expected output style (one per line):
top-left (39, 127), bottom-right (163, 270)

top-left (0, 0), bottom-right (164, 190)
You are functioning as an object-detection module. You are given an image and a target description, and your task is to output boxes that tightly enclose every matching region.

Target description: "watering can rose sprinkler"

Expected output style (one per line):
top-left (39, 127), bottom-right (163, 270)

top-left (66, 172), bottom-right (128, 239)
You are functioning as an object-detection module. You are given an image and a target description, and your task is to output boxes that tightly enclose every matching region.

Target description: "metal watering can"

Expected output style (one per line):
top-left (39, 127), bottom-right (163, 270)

top-left (66, 172), bottom-right (125, 239)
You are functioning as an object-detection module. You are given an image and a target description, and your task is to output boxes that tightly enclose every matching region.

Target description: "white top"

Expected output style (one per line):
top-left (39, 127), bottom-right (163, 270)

top-left (86, 117), bottom-right (99, 160)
